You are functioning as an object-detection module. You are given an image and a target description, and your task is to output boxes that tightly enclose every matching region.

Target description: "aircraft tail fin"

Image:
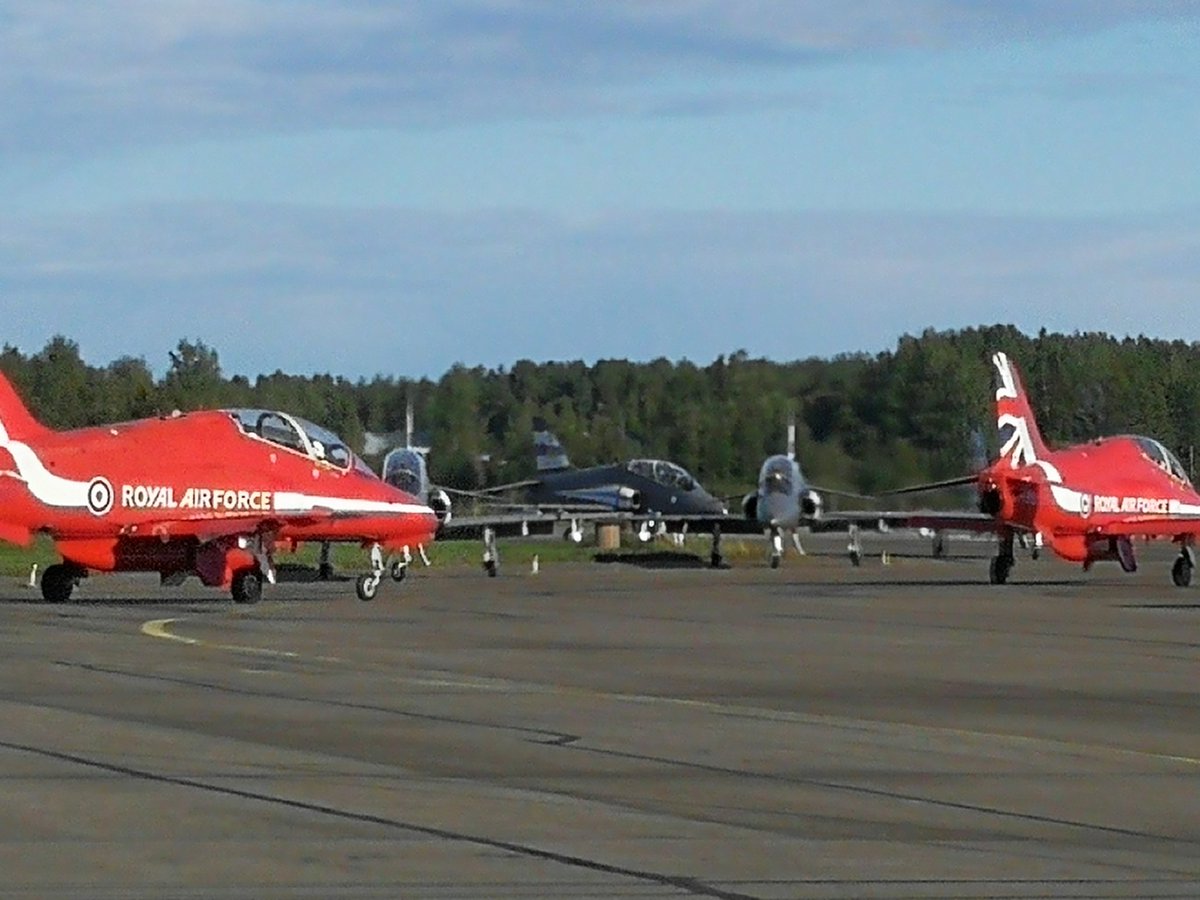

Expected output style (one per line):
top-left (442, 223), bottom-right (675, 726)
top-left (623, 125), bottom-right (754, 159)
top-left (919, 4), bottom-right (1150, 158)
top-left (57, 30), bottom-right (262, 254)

top-left (0, 373), bottom-right (49, 442)
top-left (532, 418), bottom-right (571, 472)
top-left (991, 351), bottom-right (1049, 468)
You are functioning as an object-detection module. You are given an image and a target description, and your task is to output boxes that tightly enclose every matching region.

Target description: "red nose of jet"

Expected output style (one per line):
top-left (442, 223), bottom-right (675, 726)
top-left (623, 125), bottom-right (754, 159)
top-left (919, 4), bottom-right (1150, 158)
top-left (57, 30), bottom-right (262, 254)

top-left (354, 480), bottom-right (439, 550)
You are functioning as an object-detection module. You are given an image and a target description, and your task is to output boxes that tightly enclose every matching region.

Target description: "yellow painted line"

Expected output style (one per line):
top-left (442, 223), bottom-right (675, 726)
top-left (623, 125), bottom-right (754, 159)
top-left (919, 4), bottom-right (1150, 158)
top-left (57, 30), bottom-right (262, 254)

top-left (140, 617), bottom-right (344, 664)
top-left (141, 618), bottom-right (198, 645)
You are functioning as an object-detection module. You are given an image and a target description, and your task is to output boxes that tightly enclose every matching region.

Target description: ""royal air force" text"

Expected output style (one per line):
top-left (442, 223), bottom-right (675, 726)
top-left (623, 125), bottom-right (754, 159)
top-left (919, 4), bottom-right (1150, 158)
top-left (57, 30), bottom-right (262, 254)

top-left (121, 485), bottom-right (273, 512)
top-left (1090, 495), bottom-right (1170, 515)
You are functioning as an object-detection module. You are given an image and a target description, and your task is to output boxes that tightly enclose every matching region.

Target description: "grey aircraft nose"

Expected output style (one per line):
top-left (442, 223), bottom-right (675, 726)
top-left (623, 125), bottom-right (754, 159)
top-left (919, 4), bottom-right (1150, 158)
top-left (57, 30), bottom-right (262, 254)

top-left (759, 492), bottom-right (798, 529)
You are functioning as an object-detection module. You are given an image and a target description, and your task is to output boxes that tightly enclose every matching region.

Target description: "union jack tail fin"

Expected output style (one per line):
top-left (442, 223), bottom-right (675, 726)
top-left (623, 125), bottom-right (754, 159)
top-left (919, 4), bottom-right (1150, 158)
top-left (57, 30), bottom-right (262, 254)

top-left (992, 352), bottom-right (1048, 468)
top-left (0, 372), bottom-right (50, 442)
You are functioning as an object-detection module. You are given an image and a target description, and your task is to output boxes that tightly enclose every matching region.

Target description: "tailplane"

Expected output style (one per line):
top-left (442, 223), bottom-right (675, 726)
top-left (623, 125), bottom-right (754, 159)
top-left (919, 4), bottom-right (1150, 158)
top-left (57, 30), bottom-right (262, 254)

top-left (992, 351), bottom-right (1049, 469)
top-left (532, 418), bottom-right (571, 473)
top-left (0, 373), bottom-right (49, 442)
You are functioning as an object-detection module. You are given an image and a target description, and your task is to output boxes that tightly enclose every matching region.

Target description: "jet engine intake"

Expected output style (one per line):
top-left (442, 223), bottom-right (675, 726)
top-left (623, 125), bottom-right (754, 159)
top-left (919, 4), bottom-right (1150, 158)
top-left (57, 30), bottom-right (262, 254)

top-left (801, 490), bottom-right (823, 519)
top-left (428, 488), bottom-right (452, 525)
top-left (616, 485), bottom-right (642, 511)
top-left (741, 493), bottom-right (758, 521)
top-left (978, 482), bottom-right (1005, 517)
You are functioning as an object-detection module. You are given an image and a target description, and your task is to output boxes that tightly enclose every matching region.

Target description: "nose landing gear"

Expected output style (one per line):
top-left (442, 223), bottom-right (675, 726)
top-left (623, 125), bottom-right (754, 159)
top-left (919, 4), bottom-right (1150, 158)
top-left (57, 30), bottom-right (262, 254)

top-left (355, 543), bottom-right (411, 601)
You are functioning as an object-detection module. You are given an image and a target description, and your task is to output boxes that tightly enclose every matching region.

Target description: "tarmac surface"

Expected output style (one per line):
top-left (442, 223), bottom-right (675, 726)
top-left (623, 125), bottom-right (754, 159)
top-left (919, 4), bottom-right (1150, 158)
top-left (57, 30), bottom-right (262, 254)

top-left (2, 534), bottom-right (1200, 898)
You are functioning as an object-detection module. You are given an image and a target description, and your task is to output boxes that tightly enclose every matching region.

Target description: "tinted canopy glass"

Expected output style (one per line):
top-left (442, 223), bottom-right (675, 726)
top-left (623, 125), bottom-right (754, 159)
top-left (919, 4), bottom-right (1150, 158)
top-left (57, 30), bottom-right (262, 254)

top-left (1133, 436), bottom-right (1191, 484)
top-left (229, 409), bottom-right (358, 472)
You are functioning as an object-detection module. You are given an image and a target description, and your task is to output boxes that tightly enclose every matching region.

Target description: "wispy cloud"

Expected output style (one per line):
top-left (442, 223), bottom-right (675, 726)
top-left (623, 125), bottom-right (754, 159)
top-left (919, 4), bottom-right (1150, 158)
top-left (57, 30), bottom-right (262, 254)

top-left (3, 1), bottom-right (1197, 152)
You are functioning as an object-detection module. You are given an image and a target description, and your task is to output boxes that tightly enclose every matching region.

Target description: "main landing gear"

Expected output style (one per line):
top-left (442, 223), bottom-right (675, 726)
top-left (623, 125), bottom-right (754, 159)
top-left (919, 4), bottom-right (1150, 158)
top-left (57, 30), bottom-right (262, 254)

top-left (989, 528), bottom-right (1015, 585)
top-left (1173, 545), bottom-right (1195, 588)
top-left (847, 524), bottom-right (863, 567)
top-left (231, 568), bottom-right (263, 604)
top-left (41, 563), bottom-right (85, 603)
top-left (229, 533), bottom-right (276, 604)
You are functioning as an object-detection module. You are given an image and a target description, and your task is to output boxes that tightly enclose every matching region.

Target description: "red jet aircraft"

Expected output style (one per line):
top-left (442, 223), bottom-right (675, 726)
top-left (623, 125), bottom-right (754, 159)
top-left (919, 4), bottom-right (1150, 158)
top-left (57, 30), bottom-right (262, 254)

top-left (0, 374), bottom-right (437, 603)
top-left (903, 352), bottom-right (1200, 587)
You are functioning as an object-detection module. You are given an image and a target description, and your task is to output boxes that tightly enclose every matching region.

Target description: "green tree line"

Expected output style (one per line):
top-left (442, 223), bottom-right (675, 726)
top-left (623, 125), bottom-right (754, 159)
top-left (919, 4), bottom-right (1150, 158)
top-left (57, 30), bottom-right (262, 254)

top-left (3, 325), bottom-right (1199, 495)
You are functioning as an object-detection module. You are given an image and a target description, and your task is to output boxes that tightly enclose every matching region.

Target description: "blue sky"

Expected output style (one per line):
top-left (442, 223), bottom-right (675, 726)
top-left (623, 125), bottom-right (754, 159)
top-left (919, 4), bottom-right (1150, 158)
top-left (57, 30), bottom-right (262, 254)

top-left (1, 1), bottom-right (1198, 378)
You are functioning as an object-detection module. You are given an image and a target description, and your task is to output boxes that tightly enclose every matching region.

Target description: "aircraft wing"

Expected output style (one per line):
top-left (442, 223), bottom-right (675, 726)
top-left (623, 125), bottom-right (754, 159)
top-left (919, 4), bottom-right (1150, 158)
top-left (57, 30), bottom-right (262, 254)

top-left (437, 509), bottom-right (626, 540)
top-left (880, 474), bottom-right (980, 496)
top-left (625, 509), bottom-right (997, 536)
top-left (876, 510), bottom-right (998, 533)
top-left (445, 481), bottom-right (540, 497)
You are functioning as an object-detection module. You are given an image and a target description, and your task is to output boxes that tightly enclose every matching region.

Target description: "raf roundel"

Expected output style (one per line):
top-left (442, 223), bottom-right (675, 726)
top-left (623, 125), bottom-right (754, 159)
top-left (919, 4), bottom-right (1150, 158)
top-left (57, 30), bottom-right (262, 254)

top-left (1079, 492), bottom-right (1092, 519)
top-left (86, 477), bottom-right (114, 516)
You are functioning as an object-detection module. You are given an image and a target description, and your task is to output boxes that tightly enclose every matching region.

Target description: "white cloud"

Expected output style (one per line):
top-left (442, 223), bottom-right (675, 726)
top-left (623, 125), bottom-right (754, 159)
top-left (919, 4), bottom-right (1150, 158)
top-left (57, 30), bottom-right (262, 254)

top-left (2, 1), bottom-right (1196, 152)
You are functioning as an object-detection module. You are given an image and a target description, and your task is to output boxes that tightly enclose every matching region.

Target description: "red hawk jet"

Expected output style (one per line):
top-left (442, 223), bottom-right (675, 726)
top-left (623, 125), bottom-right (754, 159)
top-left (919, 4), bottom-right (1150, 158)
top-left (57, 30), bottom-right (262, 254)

top-left (0, 375), bottom-right (437, 603)
top-left (899, 352), bottom-right (1200, 586)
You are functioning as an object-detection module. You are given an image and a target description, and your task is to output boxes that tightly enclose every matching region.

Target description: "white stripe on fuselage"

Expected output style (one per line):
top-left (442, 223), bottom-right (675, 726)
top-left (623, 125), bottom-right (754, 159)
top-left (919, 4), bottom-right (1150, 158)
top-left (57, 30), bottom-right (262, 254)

top-left (273, 492), bottom-right (434, 517)
top-left (0, 435), bottom-right (91, 508)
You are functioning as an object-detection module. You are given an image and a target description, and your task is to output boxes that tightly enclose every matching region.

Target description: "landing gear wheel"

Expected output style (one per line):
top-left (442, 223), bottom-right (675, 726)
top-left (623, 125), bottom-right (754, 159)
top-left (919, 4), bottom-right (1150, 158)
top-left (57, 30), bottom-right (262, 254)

top-left (389, 561), bottom-right (407, 583)
top-left (1172, 556), bottom-right (1193, 587)
top-left (355, 573), bottom-right (379, 601)
top-left (769, 554), bottom-right (781, 570)
top-left (231, 569), bottom-right (262, 604)
top-left (41, 564), bottom-right (78, 603)
top-left (989, 555), bottom-right (1012, 585)
top-left (483, 559), bottom-right (498, 578)
top-left (848, 549), bottom-right (862, 567)
top-left (318, 562), bottom-right (334, 581)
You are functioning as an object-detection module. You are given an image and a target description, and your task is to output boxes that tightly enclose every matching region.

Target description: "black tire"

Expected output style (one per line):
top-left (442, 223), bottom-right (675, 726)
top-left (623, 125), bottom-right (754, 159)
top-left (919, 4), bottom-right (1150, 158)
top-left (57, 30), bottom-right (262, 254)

top-left (484, 559), bottom-right (498, 578)
top-left (989, 555), bottom-right (1011, 585)
top-left (769, 555), bottom-right (781, 569)
top-left (355, 573), bottom-right (379, 601)
top-left (1172, 556), bottom-right (1193, 588)
top-left (389, 561), bottom-right (407, 583)
top-left (41, 563), bottom-right (77, 603)
top-left (317, 562), bottom-right (334, 581)
top-left (231, 569), bottom-right (262, 604)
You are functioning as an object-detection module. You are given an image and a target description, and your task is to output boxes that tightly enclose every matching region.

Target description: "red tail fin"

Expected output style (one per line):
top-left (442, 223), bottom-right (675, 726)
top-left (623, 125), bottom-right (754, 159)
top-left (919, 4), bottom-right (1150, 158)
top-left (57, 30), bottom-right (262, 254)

top-left (0, 373), bottom-right (49, 442)
top-left (992, 352), bottom-right (1048, 468)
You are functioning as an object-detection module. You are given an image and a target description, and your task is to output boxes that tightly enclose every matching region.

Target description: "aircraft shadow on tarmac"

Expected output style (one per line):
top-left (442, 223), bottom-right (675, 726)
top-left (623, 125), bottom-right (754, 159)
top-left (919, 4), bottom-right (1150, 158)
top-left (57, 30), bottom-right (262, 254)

top-left (2, 563), bottom-right (349, 605)
top-left (593, 551), bottom-right (712, 569)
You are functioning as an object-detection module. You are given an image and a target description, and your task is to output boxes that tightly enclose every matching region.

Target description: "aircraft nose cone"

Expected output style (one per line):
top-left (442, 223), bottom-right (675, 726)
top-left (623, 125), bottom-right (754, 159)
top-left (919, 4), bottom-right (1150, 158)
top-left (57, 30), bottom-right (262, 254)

top-left (760, 494), bottom-right (795, 528)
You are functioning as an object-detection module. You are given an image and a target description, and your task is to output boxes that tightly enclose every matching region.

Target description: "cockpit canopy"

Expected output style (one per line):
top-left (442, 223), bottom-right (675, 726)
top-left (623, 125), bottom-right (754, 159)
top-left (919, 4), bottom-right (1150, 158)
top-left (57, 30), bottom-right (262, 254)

top-left (626, 459), bottom-right (697, 492)
top-left (1133, 436), bottom-right (1191, 485)
top-left (382, 447), bottom-right (428, 497)
top-left (228, 409), bottom-right (367, 474)
top-left (759, 456), bottom-right (796, 495)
